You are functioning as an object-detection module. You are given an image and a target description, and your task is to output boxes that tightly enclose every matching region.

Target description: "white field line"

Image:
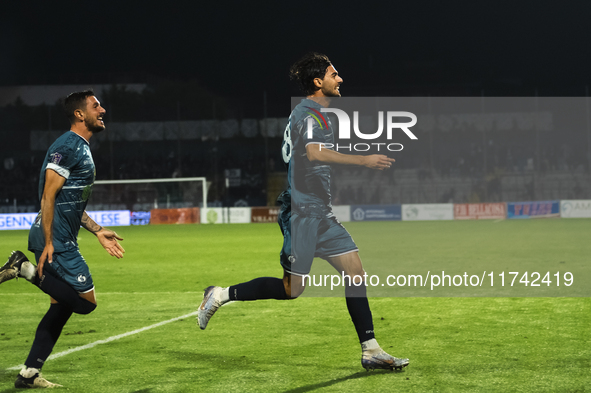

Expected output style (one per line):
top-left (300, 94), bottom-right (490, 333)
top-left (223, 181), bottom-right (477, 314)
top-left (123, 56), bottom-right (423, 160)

top-left (6, 310), bottom-right (199, 371)
top-left (0, 292), bottom-right (202, 296)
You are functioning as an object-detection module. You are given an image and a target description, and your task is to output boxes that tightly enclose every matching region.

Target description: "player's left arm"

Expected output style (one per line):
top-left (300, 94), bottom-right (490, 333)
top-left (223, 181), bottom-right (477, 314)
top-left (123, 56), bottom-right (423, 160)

top-left (306, 144), bottom-right (395, 170)
top-left (81, 212), bottom-right (125, 259)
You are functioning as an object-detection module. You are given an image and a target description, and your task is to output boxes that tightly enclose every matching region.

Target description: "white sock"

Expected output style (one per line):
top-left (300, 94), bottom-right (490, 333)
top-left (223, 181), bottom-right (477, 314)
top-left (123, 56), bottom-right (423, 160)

top-left (361, 338), bottom-right (380, 352)
top-left (20, 367), bottom-right (40, 378)
top-left (220, 287), bottom-right (230, 303)
top-left (20, 262), bottom-right (36, 283)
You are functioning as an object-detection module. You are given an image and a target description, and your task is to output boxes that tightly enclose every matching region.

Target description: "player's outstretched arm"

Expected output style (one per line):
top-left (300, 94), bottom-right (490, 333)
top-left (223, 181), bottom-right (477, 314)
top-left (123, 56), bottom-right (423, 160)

top-left (306, 143), bottom-right (395, 170)
top-left (81, 212), bottom-right (125, 259)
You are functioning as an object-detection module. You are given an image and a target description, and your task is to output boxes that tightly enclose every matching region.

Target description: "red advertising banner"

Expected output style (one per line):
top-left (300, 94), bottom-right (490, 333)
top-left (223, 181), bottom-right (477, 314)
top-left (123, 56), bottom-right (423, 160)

top-left (150, 207), bottom-right (200, 225)
top-left (251, 207), bottom-right (280, 223)
top-left (454, 203), bottom-right (506, 220)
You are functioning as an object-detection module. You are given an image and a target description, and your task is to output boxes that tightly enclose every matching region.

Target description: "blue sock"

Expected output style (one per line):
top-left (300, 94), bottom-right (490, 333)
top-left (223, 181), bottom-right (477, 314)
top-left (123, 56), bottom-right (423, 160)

top-left (229, 277), bottom-right (288, 300)
top-left (345, 284), bottom-right (375, 343)
top-left (24, 303), bottom-right (72, 369)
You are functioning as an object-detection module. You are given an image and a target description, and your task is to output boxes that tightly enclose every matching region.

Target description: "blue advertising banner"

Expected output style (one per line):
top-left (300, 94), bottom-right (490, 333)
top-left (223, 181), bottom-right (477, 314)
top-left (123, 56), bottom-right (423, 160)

top-left (131, 211), bottom-right (151, 225)
top-left (507, 201), bottom-right (560, 219)
top-left (350, 205), bottom-right (402, 221)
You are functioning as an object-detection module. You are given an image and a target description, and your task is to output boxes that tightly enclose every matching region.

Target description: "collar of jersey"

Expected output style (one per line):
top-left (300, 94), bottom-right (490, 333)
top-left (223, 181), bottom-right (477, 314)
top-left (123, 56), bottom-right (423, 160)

top-left (69, 130), bottom-right (90, 145)
top-left (301, 98), bottom-right (323, 109)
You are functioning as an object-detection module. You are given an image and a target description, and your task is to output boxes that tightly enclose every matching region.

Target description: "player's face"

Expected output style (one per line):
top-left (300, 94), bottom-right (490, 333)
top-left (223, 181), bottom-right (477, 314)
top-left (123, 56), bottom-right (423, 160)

top-left (84, 96), bottom-right (106, 133)
top-left (320, 65), bottom-right (343, 97)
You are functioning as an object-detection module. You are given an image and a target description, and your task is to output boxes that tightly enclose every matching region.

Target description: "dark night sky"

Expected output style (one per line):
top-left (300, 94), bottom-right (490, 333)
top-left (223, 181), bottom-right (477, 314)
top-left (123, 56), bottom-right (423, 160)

top-left (2, 1), bottom-right (591, 103)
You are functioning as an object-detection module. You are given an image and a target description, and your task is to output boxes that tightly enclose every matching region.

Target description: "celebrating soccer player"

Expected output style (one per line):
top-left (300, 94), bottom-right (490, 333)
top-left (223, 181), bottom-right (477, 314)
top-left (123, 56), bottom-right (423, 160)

top-left (198, 53), bottom-right (408, 371)
top-left (0, 90), bottom-right (125, 388)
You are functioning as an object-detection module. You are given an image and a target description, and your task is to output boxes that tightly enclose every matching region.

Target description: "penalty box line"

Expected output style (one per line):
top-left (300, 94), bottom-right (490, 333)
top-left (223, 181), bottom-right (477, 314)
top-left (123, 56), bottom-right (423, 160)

top-left (7, 310), bottom-right (199, 371)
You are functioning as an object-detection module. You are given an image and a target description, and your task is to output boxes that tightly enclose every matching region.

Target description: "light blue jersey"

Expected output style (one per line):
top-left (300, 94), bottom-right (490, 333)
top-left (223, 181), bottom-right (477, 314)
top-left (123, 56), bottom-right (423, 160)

top-left (279, 99), bottom-right (357, 275)
top-left (29, 131), bottom-right (95, 253)
top-left (281, 99), bottom-right (334, 217)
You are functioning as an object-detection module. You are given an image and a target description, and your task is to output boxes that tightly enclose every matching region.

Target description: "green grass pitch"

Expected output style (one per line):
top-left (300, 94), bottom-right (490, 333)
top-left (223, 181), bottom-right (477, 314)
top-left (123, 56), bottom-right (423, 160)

top-left (0, 219), bottom-right (589, 392)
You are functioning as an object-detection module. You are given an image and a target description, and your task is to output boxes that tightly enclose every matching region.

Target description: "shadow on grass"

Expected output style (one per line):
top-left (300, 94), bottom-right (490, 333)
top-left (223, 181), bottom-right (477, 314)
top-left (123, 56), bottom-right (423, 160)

top-left (281, 369), bottom-right (405, 393)
top-left (166, 350), bottom-right (261, 372)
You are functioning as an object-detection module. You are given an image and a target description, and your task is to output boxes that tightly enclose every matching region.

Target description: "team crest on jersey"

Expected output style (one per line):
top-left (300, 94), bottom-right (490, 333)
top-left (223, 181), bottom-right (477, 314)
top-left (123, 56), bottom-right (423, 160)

top-left (50, 152), bottom-right (63, 165)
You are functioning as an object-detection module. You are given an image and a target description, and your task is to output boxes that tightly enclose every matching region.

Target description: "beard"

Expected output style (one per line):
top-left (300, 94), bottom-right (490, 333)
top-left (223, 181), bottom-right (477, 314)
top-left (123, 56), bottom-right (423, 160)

top-left (322, 85), bottom-right (341, 97)
top-left (85, 118), bottom-right (105, 133)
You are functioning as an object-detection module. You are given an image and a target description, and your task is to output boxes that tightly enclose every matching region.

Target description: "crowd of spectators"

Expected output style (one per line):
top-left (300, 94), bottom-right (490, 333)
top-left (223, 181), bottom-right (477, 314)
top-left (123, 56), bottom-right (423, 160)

top-left (2, 133), bottom-right (588, 211)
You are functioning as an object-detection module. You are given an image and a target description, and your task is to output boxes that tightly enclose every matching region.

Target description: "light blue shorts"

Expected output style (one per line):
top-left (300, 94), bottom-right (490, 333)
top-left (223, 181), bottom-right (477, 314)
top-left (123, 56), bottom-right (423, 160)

top-left (279, 208), bottom-right (358, 276)
top-left (34, 248), bottom-right (94, 293)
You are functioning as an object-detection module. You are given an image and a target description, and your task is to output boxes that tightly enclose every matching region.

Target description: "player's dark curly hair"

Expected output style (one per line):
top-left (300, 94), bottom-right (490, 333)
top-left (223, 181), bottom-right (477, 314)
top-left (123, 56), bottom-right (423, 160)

top-left (63, 89), bottom-right (96, 123)
top-left (289, 52), bottom-right (332, 96)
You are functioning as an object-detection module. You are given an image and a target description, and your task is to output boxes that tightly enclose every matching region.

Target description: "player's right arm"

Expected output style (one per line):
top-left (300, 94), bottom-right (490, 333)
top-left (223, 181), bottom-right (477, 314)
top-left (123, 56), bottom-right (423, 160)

top-left (305, 143), bottom-right (394, 170)
top-left (37, 169), bottom-right (66, 277)
top-left (81, 212), bottom-right (125, 259)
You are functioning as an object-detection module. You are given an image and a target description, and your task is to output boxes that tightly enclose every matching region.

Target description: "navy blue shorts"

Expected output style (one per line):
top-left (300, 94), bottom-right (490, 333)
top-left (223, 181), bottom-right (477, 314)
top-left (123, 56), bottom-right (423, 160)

top-left (34, 248), bottom-right (94, 293)
top-left (279, 206), bottom-right (358, 276)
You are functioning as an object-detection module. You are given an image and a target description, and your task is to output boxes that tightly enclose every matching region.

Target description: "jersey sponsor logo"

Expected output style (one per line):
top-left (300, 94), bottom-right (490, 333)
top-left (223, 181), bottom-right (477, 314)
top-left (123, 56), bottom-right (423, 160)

top-left (50, 152), bottom-right (63, 165)
top-left (304, 106), bottom-right (329, 130)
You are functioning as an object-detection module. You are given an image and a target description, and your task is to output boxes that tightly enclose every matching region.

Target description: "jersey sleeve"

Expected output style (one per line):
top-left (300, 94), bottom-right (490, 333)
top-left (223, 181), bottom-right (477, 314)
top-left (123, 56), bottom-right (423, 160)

top-left (297, 114), bottom-right (327, 147)
top-left (45, 144), bottom-right (78, 179)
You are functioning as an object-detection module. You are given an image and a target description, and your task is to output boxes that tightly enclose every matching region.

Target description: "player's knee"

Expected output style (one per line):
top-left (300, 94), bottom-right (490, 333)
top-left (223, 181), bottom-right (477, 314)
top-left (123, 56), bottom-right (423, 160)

top-left (344, 268), bottom-right (366, 284)
top-left (286, 287), bottom-right (304, 299)
top-left (283, 271), bottom-right (306, 299)
top-left (283, 281), bottom-right (305, 299)
top-left (74, 300), bottom-right (97, 315)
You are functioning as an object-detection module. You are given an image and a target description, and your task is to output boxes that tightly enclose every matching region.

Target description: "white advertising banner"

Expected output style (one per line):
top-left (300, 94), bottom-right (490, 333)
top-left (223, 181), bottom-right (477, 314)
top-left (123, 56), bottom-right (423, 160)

top-left (229, 207), bottom-right (251, 223)
top-left (402, 204), bottom-right (454, 221)
top-left (86, 210), bottom-right (131, 226)
top-left (0, 213), bottom-right (38, 230)
top-left (0, 210), bottom-right (130, 231)
top-left (201, 207), bottom-right (252, 224)
top-left (332, 205), bottom-right (351, 222)
top-left (560, 200), bottom-right (591, 218)
top-left (201, 208), bottom-right (225, 224)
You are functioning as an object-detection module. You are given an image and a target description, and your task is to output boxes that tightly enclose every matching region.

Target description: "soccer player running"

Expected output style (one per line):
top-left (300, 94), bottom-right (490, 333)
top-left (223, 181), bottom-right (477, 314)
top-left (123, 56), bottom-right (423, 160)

top-left (198, 53), bottom-right (409, 371)
top-left (0, 90), bottom-right (125, 388)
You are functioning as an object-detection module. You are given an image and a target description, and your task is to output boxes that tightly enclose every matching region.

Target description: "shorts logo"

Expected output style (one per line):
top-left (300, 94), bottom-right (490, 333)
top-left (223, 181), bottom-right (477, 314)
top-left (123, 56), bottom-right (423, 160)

top-left (288, 255), bottom-right (296, 264)
top-left (50, 152), bottom-right (63, 165)
top-left (77, 274), bottom-right (87, 283)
